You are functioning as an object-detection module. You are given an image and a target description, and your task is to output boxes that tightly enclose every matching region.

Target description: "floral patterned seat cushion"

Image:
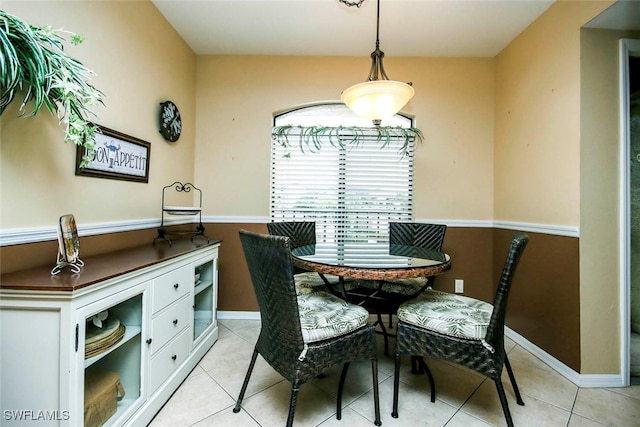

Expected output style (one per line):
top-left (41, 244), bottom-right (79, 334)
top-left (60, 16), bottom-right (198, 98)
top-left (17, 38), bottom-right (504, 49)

top-left (397, 289), bottom-right (493, 340)
top-left (294, 272), bottom-right (357, 295)
top-left (378, 278), bottom-right (428, 296)
top-left (297, 291), bottom-right (370, 343)
top-left (294, 272), bottom-right (329, 295)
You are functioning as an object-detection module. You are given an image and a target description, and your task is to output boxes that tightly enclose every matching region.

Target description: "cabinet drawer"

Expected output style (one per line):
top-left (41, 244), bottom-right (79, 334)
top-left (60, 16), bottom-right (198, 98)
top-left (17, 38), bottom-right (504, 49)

top-left (152, 266), bottom-right (190, 312)
top-left (149, 328), bottom-right (191, 393)
top-left (149, 296), bottom-right (191, 354)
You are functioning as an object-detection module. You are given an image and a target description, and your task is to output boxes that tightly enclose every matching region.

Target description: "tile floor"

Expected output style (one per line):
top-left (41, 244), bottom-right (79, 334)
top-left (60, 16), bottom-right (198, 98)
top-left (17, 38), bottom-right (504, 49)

top-left (149, 319), bottom-right (640, 427)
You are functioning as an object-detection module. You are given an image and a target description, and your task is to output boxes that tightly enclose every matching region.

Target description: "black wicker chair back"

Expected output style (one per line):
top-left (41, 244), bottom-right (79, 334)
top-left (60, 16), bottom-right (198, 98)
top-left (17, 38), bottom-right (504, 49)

top-left (267, 221), bottom-right (316, 247)
top-left (392, 232), bottom-right (529, 427)
top-left (485, 232), bottom-right (529, 361)
top-left (240, 230), bottom-right (305, 365)
top-left (267, 221), bottom-right (316, 275)
top-left (389, 222), bottom-right (447, 289)
top-left (234, 230), bottom-right (381, 426)
top-left (352, 222), bottom-right (447, 356)
top-left (389, 221), bottom-right (447, 249)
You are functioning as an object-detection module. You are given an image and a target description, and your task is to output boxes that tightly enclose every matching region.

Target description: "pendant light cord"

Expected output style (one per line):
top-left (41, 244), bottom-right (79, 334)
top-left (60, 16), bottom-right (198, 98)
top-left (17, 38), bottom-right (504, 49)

top-left (369, 0), bottom-right (387, 82)
top-left (375, 0), bottom-right (380, 50)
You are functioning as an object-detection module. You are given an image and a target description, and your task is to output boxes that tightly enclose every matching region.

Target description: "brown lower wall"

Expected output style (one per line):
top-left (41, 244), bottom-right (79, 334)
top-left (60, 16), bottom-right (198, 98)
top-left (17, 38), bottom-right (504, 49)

top-left (0, 222), bottom-right (580, 371)
top-left (494, 228), bottom-right (581, 372)
top-left (0, 228), bottom-right (161, 274)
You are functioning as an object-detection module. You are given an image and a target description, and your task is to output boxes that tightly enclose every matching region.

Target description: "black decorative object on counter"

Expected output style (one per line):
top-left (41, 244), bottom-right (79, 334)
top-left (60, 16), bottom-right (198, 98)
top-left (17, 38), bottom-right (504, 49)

top-left (154, 182), bottom-right (208, 246)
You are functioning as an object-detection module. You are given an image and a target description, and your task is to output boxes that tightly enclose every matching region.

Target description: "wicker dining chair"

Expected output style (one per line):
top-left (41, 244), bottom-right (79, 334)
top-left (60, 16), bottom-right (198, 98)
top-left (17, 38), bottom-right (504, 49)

top-left (234, 230), bottom-right (382, 427)
top-left (391, 232), bottom-right (529, 427)
top-left (352, 222), bottom-right (447, 356)
top-left (267, 221), bottom-right (354, 296)
top-left (267, 221), bottom-right (329, 295)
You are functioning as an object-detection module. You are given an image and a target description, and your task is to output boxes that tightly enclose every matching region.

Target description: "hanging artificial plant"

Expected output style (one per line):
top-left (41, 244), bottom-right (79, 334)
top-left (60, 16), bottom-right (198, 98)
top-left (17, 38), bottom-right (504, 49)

top-left (272, 125), bottom-right (423, 157)
top-left (0, 11), bottom-right (103, 166)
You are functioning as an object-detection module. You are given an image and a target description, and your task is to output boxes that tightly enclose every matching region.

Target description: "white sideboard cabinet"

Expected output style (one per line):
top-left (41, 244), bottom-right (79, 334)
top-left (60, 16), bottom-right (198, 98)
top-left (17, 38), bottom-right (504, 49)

top-left (0, 240), bottom-right (220, 426)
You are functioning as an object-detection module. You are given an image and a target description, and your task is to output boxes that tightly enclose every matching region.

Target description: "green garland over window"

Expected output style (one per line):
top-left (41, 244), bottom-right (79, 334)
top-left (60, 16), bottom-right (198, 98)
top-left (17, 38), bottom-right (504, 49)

top-left (272, 125), bottom-right (423, 157)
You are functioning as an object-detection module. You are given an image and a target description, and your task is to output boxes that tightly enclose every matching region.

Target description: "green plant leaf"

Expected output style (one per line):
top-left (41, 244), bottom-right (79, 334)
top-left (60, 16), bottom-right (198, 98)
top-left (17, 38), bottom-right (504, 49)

top-left (272, 125), bottom-right (423, 157)
top-left (0, 11), bottom-right (104, 166)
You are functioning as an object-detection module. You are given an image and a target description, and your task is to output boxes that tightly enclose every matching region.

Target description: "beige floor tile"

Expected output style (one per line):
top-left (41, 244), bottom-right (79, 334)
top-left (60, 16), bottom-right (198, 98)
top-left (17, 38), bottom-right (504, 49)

top-left (461, 378), bottom-right (571, 426)
top-left (148, 371), bottom-right (235, 426)
top-left (315, 406), bottom-right (381, 427)
top-left (239, 379), bottom-right (338, 427)
top-left (567, 413), bottom-right (607, 427)
top-left (186, 364), bottom-right (208, 379)
top-left (504, 345), bottom-right (578, 411)
top-left (234, 324), bottom-right (261, 344)
top-left (445, 410), bottom-right (494, 427)
top-left (573, 387), bottom-right (640, 426)
top-left (218, 319), bottom-right (261, 334)
top-left (348, 376), bottom-right (458, 426)
top-left (198, 333), bottom-right (255, 371)
top-left (605, 383), bottom-right (640, 400)
top-left (393, 356), bottom-right (485, 408)
top-left (206, 352), bottom-right (285, 400)
top-left (191, 406), bottom-right (261, 426)
top-left (307, 360), bottom-right (384, 406)
top-left (505, 336), bottom-right (517, 353)
top-left (154, 320), bottom-right (640, 426)
top-left (216, 321), bottom-right (234, 339)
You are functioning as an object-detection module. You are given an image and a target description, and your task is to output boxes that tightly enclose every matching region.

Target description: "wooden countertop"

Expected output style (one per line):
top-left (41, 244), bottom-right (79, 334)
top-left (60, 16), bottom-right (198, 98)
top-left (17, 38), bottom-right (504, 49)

top-left (0, 239), bottom-right (222, 292)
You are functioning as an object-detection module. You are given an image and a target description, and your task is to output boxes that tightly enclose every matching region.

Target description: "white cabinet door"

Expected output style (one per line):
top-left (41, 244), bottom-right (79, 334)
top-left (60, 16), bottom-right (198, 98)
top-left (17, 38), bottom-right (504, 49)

top-left (0, 301), bottom-right (75, 426)
top-left (192, 251), bottom-right (218, 344)
top-left (75, 282), bottom-right (148, 427)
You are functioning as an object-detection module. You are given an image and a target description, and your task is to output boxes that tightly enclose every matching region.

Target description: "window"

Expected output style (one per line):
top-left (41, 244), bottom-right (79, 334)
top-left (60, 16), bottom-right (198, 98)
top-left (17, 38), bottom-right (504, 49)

top-left (270, 103), bottom-right (415, 244)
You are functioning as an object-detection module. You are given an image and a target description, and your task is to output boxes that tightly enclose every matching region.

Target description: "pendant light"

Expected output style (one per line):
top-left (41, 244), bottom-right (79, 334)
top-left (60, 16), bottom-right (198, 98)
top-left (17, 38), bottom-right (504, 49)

top-left (340, 0), bottom-right (414, 126)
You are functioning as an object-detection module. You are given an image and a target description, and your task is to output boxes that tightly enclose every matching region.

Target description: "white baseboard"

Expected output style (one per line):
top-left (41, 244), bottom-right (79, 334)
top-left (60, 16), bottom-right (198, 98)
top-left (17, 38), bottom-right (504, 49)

top-left (505, 327), bottom-right (626, 388)
top-left (217, 310), bottom-right (261, 320)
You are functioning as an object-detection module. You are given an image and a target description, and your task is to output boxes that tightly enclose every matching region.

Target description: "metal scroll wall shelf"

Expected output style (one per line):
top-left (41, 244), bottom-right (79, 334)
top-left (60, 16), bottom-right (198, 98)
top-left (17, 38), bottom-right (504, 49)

top-left (154, 182), bottom-right (209, 246)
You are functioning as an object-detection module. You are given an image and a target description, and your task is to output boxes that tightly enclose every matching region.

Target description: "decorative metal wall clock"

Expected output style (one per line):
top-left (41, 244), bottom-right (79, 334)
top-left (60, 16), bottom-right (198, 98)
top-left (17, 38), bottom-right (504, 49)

top-left (159, 100), bottom-right (182, 142)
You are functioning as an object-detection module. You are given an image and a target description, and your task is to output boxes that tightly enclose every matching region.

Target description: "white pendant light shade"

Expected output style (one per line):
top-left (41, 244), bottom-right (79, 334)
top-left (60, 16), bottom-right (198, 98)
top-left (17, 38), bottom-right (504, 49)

top-left (341, 80), bottom-right (414, 123)
top-left (339, 0), bottom-right (415, 126)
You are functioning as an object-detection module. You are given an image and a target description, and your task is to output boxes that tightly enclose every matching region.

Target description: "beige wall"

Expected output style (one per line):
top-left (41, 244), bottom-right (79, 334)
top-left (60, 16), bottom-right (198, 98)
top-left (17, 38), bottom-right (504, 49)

top-left (494, 0), bottom-right (616, 373)
top-left (581, 28), bottom-right (640, 373)
top-left (194, 56), bottom-right (495, 220)
top-left (1, 1), bottom-right (197, 228)
top-left (2, 0), bottom-right (635, 375)
top-left (494, 1), bottom-right (611, 226)
top-left (1, 0), bottom-right (496, 227)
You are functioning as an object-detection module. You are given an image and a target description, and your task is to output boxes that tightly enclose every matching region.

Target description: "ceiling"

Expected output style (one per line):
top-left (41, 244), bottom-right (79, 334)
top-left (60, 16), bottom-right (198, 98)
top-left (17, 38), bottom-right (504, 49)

top-left (152, 0), bottom-right (640, 58)
top-left (151, 0), bottom-right (558, 57)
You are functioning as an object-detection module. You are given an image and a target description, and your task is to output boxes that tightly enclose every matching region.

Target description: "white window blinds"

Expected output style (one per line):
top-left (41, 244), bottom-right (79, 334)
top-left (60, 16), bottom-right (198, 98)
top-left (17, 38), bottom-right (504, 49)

top-left (271, 104), bottom-right (415, 244)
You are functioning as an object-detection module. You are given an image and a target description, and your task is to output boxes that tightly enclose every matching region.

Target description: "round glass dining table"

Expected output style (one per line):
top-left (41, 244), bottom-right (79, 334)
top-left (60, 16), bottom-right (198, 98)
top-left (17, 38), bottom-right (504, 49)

top-left (291, 242), bottom-right (451, 282)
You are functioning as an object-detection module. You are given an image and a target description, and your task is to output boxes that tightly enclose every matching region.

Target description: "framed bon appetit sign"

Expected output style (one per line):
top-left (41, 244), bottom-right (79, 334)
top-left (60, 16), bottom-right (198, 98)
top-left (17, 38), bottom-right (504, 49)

top-left (75, 124), bottom-right (150, 183)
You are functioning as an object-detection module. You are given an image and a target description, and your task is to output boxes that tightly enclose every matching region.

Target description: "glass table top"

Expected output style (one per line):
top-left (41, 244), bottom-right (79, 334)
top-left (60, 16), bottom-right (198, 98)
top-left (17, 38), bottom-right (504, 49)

top-left (291, 242), bottom-right (449, 270)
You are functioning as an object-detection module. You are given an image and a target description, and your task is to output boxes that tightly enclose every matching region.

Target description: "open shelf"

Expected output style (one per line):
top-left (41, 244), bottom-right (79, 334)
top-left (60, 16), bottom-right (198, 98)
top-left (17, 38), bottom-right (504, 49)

top-left (162, 206), bottom-right (202, 216)
top-left (195, 280), bottom-right (213, 296)
top-left (84, 326), bottom-right (142, 369)
top-left (154, 182), bottom-right (208, 246)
